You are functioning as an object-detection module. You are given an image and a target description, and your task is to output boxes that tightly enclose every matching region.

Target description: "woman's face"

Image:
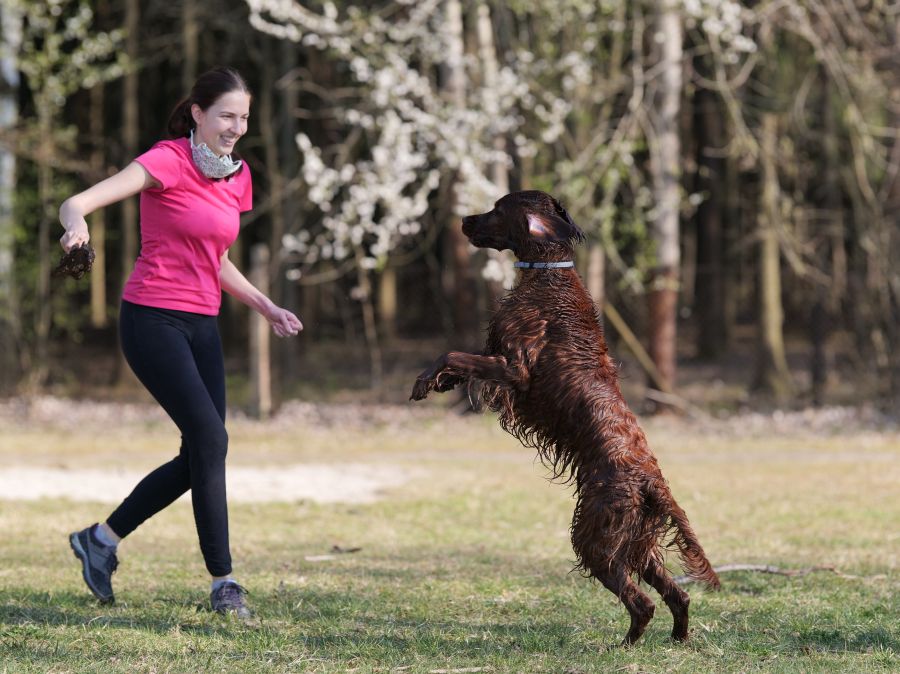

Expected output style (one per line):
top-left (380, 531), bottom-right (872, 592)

top-left (191, 90), bottom-right (251, 156)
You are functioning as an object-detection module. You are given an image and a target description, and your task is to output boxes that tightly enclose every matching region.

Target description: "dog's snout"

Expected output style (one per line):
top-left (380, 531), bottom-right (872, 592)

top-left (460, 209), bottom-right (510, 252)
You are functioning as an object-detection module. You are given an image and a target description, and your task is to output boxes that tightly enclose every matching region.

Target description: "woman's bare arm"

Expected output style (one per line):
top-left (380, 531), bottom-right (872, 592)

top-left (58, 161), bottom-right (159, 251)
top-left (219, 251), bottom-right (303, 337)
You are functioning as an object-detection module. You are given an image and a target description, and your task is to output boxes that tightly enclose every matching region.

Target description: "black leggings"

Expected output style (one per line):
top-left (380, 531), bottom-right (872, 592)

top-left (106, 300), bottom-right (231, 577)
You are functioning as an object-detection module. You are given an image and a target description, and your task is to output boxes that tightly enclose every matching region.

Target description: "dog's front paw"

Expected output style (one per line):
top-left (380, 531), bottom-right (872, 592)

top-left (410, 376), bottom-right (435, 401)
top-left (434, 373), bottom-right (462, 392)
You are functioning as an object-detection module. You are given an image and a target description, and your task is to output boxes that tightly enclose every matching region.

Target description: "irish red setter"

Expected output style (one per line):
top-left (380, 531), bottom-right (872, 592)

top-left (410, 190), bottom-right (720, 646)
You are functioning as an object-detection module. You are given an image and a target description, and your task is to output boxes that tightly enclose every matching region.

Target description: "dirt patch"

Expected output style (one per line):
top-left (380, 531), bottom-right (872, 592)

top-left (1, 396), bottom-right (896, 505)
top-left (0, 464), bottom-right (414, 504)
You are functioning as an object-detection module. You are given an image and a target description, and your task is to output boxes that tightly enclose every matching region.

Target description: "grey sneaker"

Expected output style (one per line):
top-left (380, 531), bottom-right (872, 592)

top-left (69, 524), bottom-right (118, 604)
top-left (210, 581), bottom-right (251, 619)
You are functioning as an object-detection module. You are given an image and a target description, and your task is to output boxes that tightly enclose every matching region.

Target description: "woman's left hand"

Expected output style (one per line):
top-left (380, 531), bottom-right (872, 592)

top-left (267, 306), bottom-right (303, 337)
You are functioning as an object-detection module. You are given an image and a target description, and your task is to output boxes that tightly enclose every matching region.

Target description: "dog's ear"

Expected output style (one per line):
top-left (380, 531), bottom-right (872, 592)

top-left (526, 211), bottom-right (586, 245)
top-left (551, 198), bottom-right (580, 229)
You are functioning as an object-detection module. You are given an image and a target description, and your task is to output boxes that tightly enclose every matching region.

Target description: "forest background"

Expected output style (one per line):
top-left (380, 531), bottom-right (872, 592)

top-left (0, 0), bottom-right (898, 414)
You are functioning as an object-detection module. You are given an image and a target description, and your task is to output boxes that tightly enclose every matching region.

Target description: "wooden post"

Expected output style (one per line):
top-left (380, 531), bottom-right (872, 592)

top-left (249, 244), bottom-right (272, 419)
top-left (378, 266), bottom-right (398, 341)
top-left (89, 83), bottom-right (107, 328)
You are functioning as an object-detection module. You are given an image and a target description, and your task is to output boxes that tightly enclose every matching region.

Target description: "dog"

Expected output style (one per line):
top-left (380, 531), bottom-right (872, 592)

top-left (410, 190), bottom-right (719, 646)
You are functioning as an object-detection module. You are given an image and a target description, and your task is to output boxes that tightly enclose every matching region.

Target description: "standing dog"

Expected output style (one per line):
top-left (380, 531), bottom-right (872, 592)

top-left (410, 191), bottom-right (719, 646)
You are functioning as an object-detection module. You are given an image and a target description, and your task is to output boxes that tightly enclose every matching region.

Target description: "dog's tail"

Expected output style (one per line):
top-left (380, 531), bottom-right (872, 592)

top-left (666, 493), bottom-right (721, 590)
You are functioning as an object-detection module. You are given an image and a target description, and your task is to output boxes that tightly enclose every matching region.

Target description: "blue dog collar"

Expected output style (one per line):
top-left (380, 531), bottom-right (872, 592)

top-left (513, 261), bottom-right (575, 269)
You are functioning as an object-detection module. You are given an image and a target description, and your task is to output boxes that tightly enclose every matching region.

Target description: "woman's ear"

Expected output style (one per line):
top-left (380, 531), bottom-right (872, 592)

top-left (190, 103), bottom-right (203, 127)
top-left (526, 212), bottom-right (586, 244)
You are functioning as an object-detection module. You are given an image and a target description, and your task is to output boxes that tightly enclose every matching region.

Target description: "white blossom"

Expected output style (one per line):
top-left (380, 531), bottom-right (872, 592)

top-left (679, 0), bottom-right (757, 55)
top-left (249, 0), bottom-right (743, 281)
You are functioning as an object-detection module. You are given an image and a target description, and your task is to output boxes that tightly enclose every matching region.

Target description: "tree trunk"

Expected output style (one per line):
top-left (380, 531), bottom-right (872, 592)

top-left (755, 113), bottom-right (793, 399)
top-left (723, 132), bottom-right (741, 341)
top-left (117, 0), bottom-right (140, 386)
top-left (442, 0), bottom-right (478, 346)
top-left (810, 73), bottom-right (844, 406)
top-left (181, 0), bottom-right (198, 93)
top-left (249, 244), bottom-right (272, 419)
top-left (355, 248), bottom-right (383, 391)
top-left (587, 243), bottom-right (605, 320)
top-left (885, 14), bottom-right (900, 397)
top-left (122, 0), bottom-right (139, 279)
top-left (646, 3), bottom-right (682, 402)
top-left (33, 109), bottom-right (53, 388)
top-left (476, 1), bottom-right (510, 306)
top-left (0, 3), bottom-right (22, 389)
top-left (259, 38), bottom-right (287, 399)
top-left (378, 266), bottom-right (398, 341)
top-left (476, 2), bottom-right (508, 197)
top-left (693, 85), bottom-right (727, 359)
top-left (278, 39), bottom-right (302, 379)
top-left (89, 83), bottom-right (108, 329)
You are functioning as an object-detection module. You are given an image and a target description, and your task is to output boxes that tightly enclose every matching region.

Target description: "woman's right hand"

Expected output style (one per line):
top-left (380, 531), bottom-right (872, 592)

top-left (59, 218), bottom-right (90, 252)
top-left (59, 197), bottom-right (90, 251)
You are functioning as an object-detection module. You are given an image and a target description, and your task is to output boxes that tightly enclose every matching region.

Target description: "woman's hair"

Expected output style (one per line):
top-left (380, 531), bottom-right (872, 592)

top-left (166, 66), bottom-right (251, 139)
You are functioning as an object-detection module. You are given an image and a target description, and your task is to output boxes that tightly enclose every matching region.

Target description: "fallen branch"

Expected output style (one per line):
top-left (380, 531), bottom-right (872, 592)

top-left (643, 387), bottom-right (711, 420)
top-left (674, 563), bottom-right (884, 585)
top-left (602, 302), bottom-right (672, 396)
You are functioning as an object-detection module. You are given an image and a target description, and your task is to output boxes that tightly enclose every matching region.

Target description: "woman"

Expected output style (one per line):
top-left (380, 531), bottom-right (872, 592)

top-left (60, 67), bottom-right (300, 619)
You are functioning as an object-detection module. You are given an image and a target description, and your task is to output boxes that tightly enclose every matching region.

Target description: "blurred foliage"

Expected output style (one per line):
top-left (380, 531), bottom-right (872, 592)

top-left (0, 0), bottom-right (897, 401)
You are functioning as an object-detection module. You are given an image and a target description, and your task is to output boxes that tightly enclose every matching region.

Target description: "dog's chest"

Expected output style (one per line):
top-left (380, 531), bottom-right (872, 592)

top-left (486, 296), bottom-right (549, 353)
top-left (487, 283), bottom-right (609, 391)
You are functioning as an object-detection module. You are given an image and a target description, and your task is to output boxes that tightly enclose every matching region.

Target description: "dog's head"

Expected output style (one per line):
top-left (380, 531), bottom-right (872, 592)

top-left (461, 191), bottom-right (585, 260)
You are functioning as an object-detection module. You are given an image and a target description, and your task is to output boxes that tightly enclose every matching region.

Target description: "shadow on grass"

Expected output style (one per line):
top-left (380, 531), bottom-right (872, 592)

top-left (790, 626), bottom-right (898, 654)
top-left (0, 587), bottom-right (618, 657)
top-left (2, 584), bottom-right (897, 661)
top-left (0, 590), bottom-right (224, 636)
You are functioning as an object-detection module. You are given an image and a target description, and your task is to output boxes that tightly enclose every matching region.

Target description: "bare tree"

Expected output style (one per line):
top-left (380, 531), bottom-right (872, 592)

top-left (755, 111), bottom-right (793, 399)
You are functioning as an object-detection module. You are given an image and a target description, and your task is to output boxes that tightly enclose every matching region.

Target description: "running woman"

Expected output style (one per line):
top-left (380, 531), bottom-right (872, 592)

top-left (60, 67), bottom-right (301, 618)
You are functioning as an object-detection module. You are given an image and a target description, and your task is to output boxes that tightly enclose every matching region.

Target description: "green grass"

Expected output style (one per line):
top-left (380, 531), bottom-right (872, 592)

top-left (0, 406), bottom-right (898, 673)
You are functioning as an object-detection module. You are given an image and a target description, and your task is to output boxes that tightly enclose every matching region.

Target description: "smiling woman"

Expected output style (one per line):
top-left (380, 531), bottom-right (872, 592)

top-left (56, 66), bottom-right (302, 621)
top-left (191, 89), bottom-right (250, 157)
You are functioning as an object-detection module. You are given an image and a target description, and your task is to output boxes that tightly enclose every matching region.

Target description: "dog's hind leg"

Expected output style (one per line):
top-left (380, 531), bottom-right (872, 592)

top-left (642, 560), bottom-right (691, 642)
top-left (594, 564), bottom-right (656, 647)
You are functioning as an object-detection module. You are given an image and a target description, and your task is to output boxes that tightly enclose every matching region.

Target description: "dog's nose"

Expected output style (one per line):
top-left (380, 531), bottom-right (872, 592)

top-left (461, 216), bottom-right (474, 236)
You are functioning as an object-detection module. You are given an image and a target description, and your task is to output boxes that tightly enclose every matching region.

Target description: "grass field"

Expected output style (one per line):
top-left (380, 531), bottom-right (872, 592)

top-left (1, 399), bottom-right (898, 673)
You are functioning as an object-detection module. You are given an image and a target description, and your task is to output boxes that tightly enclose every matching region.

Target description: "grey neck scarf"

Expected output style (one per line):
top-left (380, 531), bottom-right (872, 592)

top-left (190, 129), bottom-right (242, 179)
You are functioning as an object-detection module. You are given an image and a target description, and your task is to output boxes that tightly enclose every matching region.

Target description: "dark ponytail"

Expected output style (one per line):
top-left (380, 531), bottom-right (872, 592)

top-left (166, 66), bottom-right (252, 139)
top-left (167, 97), bottom-right (194, 138)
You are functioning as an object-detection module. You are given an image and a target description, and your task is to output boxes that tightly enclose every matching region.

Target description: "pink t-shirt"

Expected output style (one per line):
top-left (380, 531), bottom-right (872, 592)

top-left (123, 137), bottom-right (252, 315)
